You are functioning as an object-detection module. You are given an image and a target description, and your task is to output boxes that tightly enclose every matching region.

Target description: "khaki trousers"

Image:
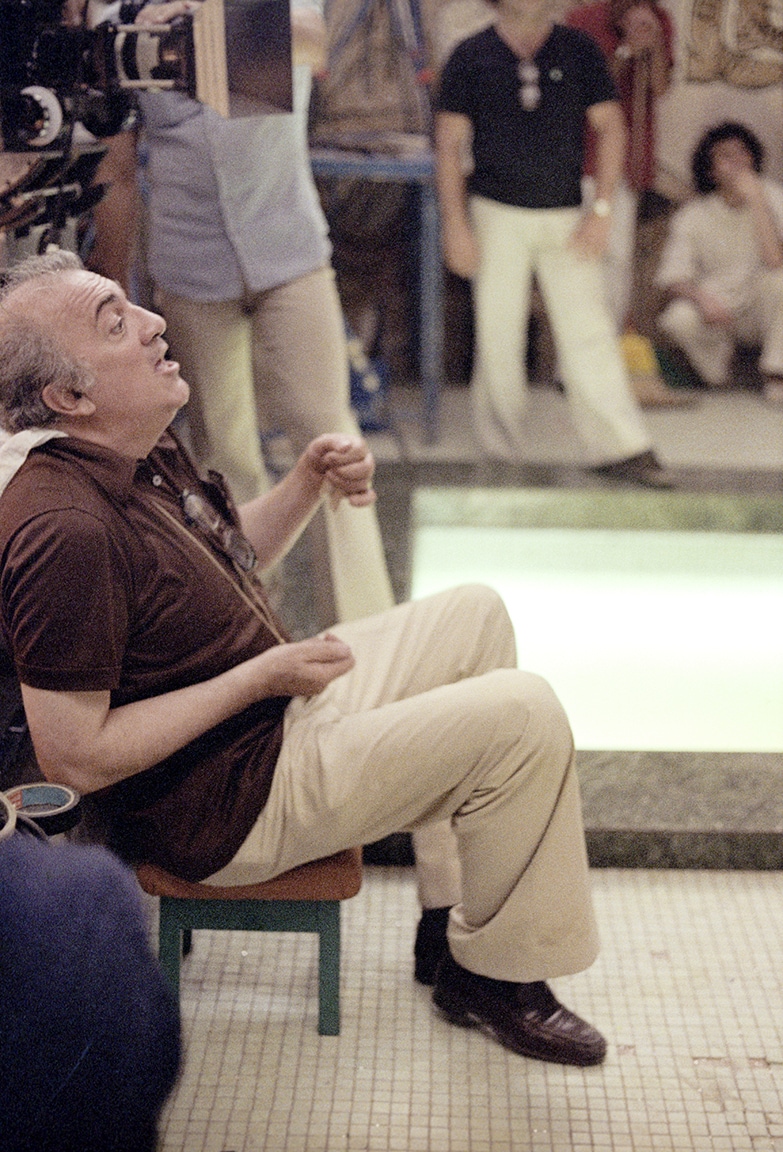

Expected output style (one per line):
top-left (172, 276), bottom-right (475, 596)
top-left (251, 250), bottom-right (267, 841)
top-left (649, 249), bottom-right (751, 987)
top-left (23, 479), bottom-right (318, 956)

top-left (158, 267), bottom-right (394, 624)
top-left (207, 585), bottom-right (600, 983)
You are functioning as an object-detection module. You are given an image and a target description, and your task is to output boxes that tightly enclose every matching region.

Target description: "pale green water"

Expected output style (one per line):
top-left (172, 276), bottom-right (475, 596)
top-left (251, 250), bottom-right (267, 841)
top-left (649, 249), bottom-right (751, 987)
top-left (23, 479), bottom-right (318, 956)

top-left (411, 525), bottom-right (783, 752)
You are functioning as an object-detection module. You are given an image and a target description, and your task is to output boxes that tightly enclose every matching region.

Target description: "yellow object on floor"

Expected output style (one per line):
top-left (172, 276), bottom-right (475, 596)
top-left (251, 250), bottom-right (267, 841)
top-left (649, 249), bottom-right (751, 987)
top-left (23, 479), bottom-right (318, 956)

top-left (621, 332), bottom-right (697, 408)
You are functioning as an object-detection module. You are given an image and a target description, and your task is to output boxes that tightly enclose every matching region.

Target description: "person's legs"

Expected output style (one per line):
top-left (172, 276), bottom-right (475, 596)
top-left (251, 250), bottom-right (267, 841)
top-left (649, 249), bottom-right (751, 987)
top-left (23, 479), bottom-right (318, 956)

top-left (658, 298), bottom-right (734, 387)
top-left (747, 268), bottom-right (783, 385)
top-left (412, 821), bottom-right (462, 909)
top-left (251, 266), bottom-right (464, 930)
top-left (535, 209), bottom-right (652, 464)
top-left (248, 267), bottom-right (394, 622)
top-left (209, 586), bottom-right (598, 980)
top-left (156, 290), bottom-right (269, 503)
top-left (469, 196), bottom-right (535, 460)
top-left (207, 585), bottom-right (604, 1064)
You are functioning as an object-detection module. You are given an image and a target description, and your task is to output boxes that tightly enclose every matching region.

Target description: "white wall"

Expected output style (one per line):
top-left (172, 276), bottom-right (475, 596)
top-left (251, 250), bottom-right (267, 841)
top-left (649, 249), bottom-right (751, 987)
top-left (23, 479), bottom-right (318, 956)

top-left (657, 0), bottom-right (783, 194)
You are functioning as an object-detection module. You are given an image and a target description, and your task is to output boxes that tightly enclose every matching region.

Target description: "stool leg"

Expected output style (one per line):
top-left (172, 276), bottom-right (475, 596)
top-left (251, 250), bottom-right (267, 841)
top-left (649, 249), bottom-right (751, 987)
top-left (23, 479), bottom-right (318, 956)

top-left (157, 899), bottom-right (182, 1000)
top-left (317, 901), bottom-right (341, 1036)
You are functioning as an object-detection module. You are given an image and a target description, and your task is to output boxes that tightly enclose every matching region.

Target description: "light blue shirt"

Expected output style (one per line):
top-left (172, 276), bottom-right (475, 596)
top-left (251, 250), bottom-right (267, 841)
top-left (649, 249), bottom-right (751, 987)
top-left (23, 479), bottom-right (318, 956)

top-left (139, 10), bottom-right (331, 300)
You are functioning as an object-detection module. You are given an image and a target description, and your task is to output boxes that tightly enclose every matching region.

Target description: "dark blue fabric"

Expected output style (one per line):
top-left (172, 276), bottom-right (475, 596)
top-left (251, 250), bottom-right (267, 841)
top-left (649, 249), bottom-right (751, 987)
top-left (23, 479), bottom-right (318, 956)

top-left (0, 836), bottom-right (181, 1152)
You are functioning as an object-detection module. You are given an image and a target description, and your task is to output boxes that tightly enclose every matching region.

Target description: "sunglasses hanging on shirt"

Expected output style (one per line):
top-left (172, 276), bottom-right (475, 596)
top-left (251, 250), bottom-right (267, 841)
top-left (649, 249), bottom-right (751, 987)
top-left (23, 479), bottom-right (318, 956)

top-left (518, 60), bottom-right (541, 111)
top-left (180, 490), bottom-right (258, 573)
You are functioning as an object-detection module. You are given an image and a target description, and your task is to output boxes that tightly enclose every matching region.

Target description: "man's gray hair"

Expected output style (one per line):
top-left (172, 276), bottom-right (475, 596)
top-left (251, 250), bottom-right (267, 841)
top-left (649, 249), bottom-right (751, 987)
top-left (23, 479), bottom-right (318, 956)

top-left (0, 250), bottom-right (96, 433)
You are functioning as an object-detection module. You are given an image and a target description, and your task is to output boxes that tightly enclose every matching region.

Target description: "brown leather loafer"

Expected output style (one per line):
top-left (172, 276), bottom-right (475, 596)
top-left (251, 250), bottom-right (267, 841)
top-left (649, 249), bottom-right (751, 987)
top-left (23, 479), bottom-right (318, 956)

top-left (590, 449), bottom-right (674, 489)
top-left (433, 953), bottom-right (607, 1066)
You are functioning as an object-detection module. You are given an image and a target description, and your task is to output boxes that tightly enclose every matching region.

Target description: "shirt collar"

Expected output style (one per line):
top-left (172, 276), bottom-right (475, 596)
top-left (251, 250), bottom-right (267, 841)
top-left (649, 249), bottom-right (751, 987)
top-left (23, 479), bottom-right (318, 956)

top-left (0, 428), bottom-right (182, 503)
top-left (0, 429), bottom-right (68, 498)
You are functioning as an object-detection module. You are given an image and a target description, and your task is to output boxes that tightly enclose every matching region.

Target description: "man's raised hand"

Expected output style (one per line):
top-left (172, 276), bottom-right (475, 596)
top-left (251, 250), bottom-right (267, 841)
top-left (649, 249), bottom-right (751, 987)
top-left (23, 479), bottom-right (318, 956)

top-left (305, 434), bottom-right (377, 508)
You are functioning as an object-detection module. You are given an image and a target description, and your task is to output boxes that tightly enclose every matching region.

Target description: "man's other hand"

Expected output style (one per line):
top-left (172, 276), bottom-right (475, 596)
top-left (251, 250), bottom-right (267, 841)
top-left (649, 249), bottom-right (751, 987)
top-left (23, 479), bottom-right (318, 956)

top-left (256, 634), bottom-right (355, 697)
top-left (569, 211), bottom-right (611, 260)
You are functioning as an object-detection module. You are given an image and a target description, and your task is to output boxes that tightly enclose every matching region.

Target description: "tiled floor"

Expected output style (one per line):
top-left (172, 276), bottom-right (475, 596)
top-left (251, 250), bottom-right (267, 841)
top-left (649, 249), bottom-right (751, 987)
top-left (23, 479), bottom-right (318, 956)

top-left (159, 865), bottom-right (783, 1152)
top-left (158, 383), bottom-right (783, 1152)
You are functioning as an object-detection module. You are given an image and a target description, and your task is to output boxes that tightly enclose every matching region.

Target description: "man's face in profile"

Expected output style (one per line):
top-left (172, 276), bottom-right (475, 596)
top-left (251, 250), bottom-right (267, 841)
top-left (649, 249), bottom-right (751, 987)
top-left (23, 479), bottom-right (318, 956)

top-left (8, 269), bottom-right (189, 433)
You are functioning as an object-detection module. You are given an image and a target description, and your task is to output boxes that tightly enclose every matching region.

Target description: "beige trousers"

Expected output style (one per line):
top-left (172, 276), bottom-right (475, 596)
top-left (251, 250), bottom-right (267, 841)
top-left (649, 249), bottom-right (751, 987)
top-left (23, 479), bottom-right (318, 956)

top-left (207, 585), bottom-right (600, 982)
top-left (658, 268), bottom-right (783, 388)
top-left (158, 267), bottom-right (394, 624)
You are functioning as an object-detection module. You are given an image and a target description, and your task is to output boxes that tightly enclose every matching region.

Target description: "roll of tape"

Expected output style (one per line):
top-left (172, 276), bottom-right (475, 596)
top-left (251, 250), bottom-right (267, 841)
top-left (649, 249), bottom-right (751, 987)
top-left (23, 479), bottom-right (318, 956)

top-left (4, 782), bottom-right (82, 836)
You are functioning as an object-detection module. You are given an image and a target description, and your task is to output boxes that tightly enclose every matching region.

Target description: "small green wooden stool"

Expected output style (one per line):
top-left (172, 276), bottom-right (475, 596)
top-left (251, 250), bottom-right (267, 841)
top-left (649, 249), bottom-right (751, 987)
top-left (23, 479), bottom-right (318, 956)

top-left (136, 848), bottom-right (362, 1036)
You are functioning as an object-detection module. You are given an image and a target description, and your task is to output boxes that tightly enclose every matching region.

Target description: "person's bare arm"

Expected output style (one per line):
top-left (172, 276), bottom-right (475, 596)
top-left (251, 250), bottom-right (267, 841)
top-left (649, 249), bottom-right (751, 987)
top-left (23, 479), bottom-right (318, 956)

top-left (292, 6), bottom-right (327, 73)
top-left (726, 169), bottom-right (783, 269)
top-left (237, 433), bottom-right (376, 568)
top-left (22, 633), bottom-right (354, 794)
top-left (616, 4), bottom-right (672, 98)
top-left (570, 100), bottom-right (626, 259)
top-left (435, 110), bottom-right (479, 280)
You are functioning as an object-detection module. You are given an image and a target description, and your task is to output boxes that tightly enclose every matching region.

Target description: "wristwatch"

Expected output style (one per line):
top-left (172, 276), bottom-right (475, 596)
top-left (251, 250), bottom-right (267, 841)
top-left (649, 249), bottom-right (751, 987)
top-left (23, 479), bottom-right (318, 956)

top-left (592, 198), bottom-right (612, 218)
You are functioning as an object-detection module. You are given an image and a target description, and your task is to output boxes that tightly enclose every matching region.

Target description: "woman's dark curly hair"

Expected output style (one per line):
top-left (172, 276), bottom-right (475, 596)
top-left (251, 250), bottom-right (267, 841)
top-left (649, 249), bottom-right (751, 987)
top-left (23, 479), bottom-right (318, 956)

top-left (692, 121), bottom-right (765, 195)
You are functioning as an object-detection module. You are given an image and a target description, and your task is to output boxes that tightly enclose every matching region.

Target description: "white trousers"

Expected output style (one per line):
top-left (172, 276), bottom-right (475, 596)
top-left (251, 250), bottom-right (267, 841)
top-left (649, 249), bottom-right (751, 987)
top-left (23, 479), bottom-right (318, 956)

top-left (207, 585), bottom-right (600, 982)
top-left (658, 267), bottom-right (783, 387)
top-left (158, 267), bottom-right (394, 624)
top-left (470, 196), bottom-right (651, 464)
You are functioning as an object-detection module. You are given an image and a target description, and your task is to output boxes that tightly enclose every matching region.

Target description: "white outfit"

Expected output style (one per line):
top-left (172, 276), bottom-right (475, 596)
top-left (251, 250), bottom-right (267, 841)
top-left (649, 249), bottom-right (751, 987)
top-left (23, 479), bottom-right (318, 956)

top-left (656, 181), bottom-right (783, 386)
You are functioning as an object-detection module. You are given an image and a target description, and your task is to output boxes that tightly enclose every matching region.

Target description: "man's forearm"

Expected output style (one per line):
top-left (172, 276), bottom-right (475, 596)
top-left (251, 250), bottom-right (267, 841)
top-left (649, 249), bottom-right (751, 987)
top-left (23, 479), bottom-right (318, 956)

top-left (21, 653), bottom-right (279, 795)
top-left (238, 454), bottom-right (325, 569)
top-left (590, 101), bottom-right (626, 202)
top-left (435, 117), bottom-right (471, 235)
top-left (237, 434), bottom-right (376, 567)
top-left (648, 42), bottom-right (672, 98)
top-left (747, 190), bottom-right (783, 268)
top-left (86, 129), bottom-right (141, 293)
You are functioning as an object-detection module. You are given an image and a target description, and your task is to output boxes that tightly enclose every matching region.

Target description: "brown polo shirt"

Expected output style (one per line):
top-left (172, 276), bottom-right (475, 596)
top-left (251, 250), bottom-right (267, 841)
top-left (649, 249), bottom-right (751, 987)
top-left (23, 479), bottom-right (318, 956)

top-left (0, 431), bottom-right (291, 880)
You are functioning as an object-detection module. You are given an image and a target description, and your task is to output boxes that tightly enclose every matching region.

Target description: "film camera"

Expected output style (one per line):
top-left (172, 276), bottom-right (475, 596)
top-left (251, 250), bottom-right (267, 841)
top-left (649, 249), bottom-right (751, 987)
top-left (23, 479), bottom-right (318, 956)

top-left (0, 0), bottom-right (291, 238)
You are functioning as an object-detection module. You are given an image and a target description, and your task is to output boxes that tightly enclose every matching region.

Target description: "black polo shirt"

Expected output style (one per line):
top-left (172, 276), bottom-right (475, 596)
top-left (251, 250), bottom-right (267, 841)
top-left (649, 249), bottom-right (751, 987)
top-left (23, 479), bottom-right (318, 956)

top-left (437, 23), bottom-right (617, 209)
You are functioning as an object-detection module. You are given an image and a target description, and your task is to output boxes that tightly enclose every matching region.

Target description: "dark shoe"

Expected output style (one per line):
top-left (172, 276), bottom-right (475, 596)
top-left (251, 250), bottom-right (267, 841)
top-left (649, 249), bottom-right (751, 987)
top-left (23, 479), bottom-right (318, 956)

top-left (414, 906), bottom-right (451, 985)
top-left (433, 953), bottom-right (607, 1066)
top-left (590, 449), bottom-right (674, 489)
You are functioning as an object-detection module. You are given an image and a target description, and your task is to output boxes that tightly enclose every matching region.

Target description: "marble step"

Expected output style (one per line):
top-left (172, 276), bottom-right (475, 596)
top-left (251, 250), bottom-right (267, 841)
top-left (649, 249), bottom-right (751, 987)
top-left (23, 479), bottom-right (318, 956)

top-left (579, 750), bottom-right (783, 869)
top-left (364, 750), bottom-right (783, 870)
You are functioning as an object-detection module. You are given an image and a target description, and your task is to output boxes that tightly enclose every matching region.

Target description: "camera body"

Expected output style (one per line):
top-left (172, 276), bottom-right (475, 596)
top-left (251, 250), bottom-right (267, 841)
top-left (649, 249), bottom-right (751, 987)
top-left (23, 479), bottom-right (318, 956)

top-left (0, 0), bottom-right (291, 243)
top-left (0, 0), bottom-right (195, 150)
top-left (0, 0), bottom-right (197, 240)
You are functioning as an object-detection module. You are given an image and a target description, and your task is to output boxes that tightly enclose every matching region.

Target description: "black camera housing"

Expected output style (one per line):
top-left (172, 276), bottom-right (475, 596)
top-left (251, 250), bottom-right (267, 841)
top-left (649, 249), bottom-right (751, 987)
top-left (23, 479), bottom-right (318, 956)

top-left (0, 0), bottom-right (195, 150)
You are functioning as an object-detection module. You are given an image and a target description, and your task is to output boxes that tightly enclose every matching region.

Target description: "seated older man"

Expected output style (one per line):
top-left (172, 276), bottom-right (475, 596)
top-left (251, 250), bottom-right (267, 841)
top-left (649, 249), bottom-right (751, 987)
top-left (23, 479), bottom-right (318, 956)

top-left (0, 251), bottom-right (606, 1066)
